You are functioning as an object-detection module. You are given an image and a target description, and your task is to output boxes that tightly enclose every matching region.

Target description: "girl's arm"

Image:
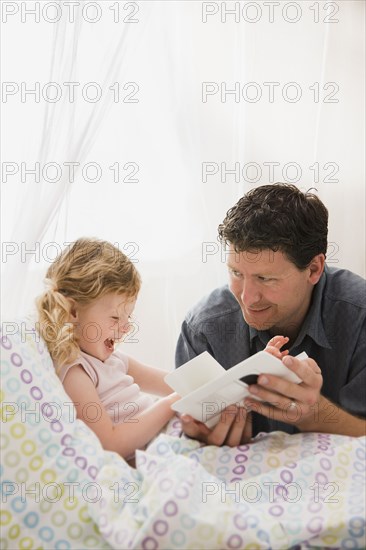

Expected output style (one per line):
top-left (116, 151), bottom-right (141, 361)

top-left (62, 365), bottom-right (179, 458)
top-left (126, 356), bottom-right (175, 396)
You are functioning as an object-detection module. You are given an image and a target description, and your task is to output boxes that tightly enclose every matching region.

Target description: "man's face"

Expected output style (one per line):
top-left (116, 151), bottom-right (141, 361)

top-left (227, 246), bottom-right (323, 338)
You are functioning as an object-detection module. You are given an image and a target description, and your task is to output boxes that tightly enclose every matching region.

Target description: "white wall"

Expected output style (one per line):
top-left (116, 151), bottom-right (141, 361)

top-left (1, 1), bottom-right (365, 369)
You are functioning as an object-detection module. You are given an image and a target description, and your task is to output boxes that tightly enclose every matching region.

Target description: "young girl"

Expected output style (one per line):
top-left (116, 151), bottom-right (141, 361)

top-left (37, 238), bottom-right (291, 457)
top-left (37, 238), bottom-right (180, 460)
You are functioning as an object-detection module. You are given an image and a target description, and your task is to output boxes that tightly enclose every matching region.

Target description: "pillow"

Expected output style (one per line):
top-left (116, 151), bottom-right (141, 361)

top-left (0, 318), bottom-right (113, 549)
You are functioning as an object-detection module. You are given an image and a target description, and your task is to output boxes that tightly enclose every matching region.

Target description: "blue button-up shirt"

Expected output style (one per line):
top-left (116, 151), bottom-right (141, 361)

top-left (175, 266), bottom-right (366, 435)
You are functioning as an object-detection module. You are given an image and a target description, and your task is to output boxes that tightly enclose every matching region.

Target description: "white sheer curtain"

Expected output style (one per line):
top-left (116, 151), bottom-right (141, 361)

top-left (2, 5), bottom-right (140, 316)
top-left (2, 1), bottom-right (365, 370)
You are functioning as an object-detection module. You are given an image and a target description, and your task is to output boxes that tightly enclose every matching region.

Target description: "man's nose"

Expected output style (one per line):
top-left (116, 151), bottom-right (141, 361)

top-left (239, 280), bottom-right (261, 305)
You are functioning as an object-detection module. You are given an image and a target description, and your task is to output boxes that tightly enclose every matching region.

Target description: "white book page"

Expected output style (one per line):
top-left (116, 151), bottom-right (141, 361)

top-left (166, 351), bottom-right (307, 427)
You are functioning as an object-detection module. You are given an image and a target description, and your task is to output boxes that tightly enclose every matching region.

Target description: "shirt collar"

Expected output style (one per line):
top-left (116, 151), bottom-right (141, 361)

top-left (249, 267), bottom-right (332, 349)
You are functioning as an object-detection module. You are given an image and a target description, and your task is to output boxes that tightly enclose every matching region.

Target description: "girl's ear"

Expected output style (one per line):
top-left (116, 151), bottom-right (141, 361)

top-left (67, 298), bottom-right (78, 321)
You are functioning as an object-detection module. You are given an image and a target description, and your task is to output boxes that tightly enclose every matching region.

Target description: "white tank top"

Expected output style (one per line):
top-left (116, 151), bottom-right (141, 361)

top-left (57, 348), bottom-right (154, 424)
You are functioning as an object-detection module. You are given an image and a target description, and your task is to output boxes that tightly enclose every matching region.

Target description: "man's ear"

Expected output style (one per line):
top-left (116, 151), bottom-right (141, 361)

top-left (308, 254), bottom-right (325, 285)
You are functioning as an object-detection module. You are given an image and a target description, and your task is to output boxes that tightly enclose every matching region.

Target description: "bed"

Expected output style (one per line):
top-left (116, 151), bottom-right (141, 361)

top-left (1, 319), bottom-right (365, 549)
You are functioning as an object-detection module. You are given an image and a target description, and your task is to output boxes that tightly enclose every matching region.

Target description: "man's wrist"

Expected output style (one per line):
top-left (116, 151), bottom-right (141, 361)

top-left (295, 395), bottom-right (332, 432)
top-left (296, 395), bottom-right (366, 436)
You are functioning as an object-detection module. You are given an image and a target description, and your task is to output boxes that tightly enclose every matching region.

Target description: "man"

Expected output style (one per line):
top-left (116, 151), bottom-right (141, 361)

top-left (175, 183), bottom-right (366, 445)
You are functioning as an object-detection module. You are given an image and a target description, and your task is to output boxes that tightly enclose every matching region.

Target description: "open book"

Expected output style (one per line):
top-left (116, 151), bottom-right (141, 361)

top-left (165, 351), bottom-right (307, 428)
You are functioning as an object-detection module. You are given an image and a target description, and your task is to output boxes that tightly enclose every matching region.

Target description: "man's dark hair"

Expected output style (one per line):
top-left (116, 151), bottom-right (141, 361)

top-left (218, 183), bottom-right (328, 269)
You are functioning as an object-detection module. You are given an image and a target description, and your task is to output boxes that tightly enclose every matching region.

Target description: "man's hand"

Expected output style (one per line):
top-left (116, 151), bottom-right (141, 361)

top-left (244, 353), bottom-right (366, 436)
top-left (180, 405), bottom-right (252, 446)
top-left (245, 354), bottom-right (323, 427)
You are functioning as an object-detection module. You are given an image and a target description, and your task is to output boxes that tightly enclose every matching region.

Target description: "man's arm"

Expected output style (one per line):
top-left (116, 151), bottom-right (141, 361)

top-left (297, 394), bottom-right (366, 436)
top-left (175, 320), bottom-right (208, 367)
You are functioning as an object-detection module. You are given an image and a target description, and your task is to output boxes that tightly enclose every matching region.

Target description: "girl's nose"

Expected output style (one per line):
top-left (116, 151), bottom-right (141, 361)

top-left (119, 318), bottom-right (132, 335)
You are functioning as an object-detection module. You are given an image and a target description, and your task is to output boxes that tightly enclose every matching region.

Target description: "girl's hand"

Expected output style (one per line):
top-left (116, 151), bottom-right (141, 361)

top-left (265, 335), bottom-right (289, 359)
top-left (165, 392), bottom-right (181, 405)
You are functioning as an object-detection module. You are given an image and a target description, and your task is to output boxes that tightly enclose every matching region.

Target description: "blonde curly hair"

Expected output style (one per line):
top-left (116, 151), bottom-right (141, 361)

top-left (36, 238), bottom-right (141, 370)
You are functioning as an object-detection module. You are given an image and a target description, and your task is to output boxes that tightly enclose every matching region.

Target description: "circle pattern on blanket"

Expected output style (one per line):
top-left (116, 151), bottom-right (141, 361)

top-left (2, 325), bottom-right (366, 550)
top-left (120, 427), bottom-right (366, 550)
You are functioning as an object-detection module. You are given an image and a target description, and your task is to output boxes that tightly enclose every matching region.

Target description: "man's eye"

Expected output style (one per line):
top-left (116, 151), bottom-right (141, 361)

top-left (258, 276), bottom-right (273, 282)
top-left (229, 268), bottom-right (242, 278)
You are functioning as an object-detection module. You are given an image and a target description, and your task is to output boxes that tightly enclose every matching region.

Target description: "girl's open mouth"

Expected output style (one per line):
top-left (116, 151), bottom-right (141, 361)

top-left (104, 338), bottom-right (115, 351)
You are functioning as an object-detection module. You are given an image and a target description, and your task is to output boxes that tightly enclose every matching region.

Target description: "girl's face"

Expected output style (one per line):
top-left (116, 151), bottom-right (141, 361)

top-left (71, 293), bottom-right (136, 361)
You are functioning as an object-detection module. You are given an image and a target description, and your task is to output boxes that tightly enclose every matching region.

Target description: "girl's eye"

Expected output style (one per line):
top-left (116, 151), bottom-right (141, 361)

top-left (111, 316), bottom-right (133, 323)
